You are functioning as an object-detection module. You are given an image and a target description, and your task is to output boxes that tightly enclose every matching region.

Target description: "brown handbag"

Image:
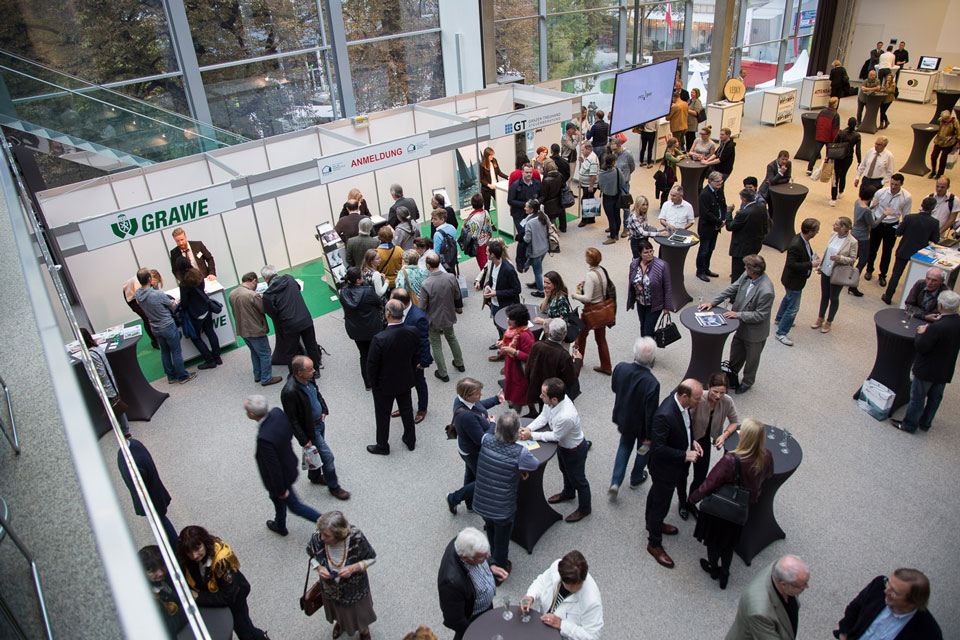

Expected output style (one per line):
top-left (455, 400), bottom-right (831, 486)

top-left (299, 561), bottom-right (324, 616)
top-left (580, 268), bottom-right (617, 329)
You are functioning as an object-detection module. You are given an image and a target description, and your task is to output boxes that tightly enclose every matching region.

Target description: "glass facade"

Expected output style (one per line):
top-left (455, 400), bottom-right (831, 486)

top-left (348, 32), bottom-right (445, 114)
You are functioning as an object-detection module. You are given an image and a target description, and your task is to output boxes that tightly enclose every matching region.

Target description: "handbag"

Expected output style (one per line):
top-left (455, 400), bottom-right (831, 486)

top-left (299, 561), bottom-right (324, 616)
top-left (560, 186), bottom-right (576, 209)
top-left (580, 268), bottom-right (616, 329)
top-left (819, 159), bottom-right (834, 183)
top-left (698, 455), bottom-right (751, 525)
top-left (653, 312), bottom-right (681, 348)
top-left (207, 297), bottom-right (223, 314)
top-left (825, 142), bottom-right (848, 160)
top-left (616, 171), bottom-right (633, 209)
top-left (563, 308), bottom-right (586, 343)
top-left (830, 264), bottom-right (860, 287)
top-left (696, 107), bottom-right (708, 123)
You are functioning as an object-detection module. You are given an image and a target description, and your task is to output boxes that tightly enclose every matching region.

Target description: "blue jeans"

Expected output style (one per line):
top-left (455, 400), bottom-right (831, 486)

top-left (270, 486), bottom-right (322, 530)
top-left (775, 288), bottom-right (803, 336)
top-left (310, 421), bottom-right (340, 489)
top-left (529, 254), bottom-right (544, 293)
top-left (557, 444), bottom-right (591, 513)
top-left (155, 323), bottom-right (188, 381)
top-left (449, 452), bottom-right (478, 508)
top-left (610, 432), bottom-right (649, 487)
top-left (636, 305), bottom-right (662, 338)
top-left (482, 516), bottom-right (514, 568)
top-left (245, 335), bottom-right (274, 384)
top-left (902, 377), bottom-right (946, 432)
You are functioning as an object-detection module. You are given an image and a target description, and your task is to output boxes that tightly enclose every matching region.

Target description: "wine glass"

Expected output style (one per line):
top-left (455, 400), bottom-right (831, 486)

top-left (903, 307), bottom-right (912, 327)
top-left (501, 597), bottom-right (513, 621)
top-left (780, 429), bottom-right (791, 454)
top-left (767, 425), bottom-right (776, 440)
top-left (520, 596), bottom-right (533, 623)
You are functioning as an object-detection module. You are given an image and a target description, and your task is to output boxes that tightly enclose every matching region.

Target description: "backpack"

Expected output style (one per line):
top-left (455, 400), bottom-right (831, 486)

top-left (653, 169), bottom-right (668, 199)
top-left (458, 224), bottom-right (479, 257)
top-left (438, 230), bottom-right (459, 272)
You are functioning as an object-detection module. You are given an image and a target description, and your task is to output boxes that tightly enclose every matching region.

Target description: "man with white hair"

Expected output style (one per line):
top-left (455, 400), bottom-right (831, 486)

top-left (261, 264), bottom-right (324, 376)
top-left (608, 337), bottom-right (660, 499)
top-left (523, 318), bottom-right (584, 414)
top-left (726, 555), bottom-right (810, 639)
top-left (903, 267), bottom-right (947, 321)
top-left (437, 527), bottom-right (508, 640)
top-left (244, 395), bottom-right (323, 537)
top-left (892, 290), bottom-right (960, 433)
top-left (387, 183), bottom-right (420, 228)
top-left (345, 216), bottom-right (378, 268)
top-left (658, 185), bottom-right (695, 231)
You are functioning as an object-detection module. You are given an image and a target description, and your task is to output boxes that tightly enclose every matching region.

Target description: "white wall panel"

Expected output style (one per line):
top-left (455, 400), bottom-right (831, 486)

top-left (68, 243), bottom-right (139, 329)
top-left (417, 151), bottom-right (459, 215)
top-left (129, 234), bottom-right (177, 289)
top-left (374, 160), bottom-right (423, 219)
top-left (456, 96), bottom-right (478, 113)
top-left (477, 89), bottom-right (514, 116)
top-left (251, 198), bottom-right (290, 270)
top-left (368, 111), bottom-right (416, 144)
top-left (144, 159), bottom-right (212, 199)
top-left (327, 172), bottom-right (379, 218)
top-left (218, 205), bottom-right (263, 283)
top-left (40, 182), bottom-right (117, 226)
top-left (318, 126), bottom-right (370, 154)
top-left (276, 185), bottom-right (330, 267)
top-left (265, 132), bottom-right (323, 169)
top-left (110, 172), bottom-right (152, 209)
top-left (208, 145), bottom-right (270, 181)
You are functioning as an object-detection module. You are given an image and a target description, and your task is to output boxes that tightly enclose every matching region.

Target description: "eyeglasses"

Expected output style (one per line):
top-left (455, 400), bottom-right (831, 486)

top-left (883, 576), bottom-right (901, 598)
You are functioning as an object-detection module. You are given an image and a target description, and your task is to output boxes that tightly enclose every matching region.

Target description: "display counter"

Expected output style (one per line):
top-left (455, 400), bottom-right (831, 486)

top-left (899, 245), bottom-right (960, 307)
top-left (897, 69), bottom-right (937, 103)
top-left (760, 87), bottom-right (797, 126)
top-left (165, 279), bottom-right (237, 361)
top-left (799, 75), bottom-right (831, 109)
top-left (706, 101), bottom-right (743, 139)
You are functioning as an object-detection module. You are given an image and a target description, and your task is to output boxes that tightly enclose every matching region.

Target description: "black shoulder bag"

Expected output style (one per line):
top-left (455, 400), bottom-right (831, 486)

top-left (698, 454), bottom-right (751, 525)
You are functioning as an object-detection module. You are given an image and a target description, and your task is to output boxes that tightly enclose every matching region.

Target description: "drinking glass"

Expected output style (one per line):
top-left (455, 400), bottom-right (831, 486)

top-left (780, 429), bottom-right (791, 454)
top-left (767, 425), bottom-right (776, 440)
top-left (501, 597), bottom-right (513, 621)
top-left (903, 308), bottom-right (912, 327)
top-left (520, 596), bottom-right (533, 623)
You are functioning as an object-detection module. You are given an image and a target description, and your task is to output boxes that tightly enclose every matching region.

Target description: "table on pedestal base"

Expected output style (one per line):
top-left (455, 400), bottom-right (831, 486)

top-left (900, 123), bottom-right (939, 176)
top-left (679, 306), bottom-right (739, 386)
top-left (763, 183), bottom-right (809, 252)
top-left (464, 606), bottom-right (560, 640)
top-left (678, 159), bottom-right (708, 217)
top-left (794, 112), bottom-right (819, 161)
top-left (655, 230), bottom-right (700, 311)
top-left (931, 89), bottom-right (960, 124)
top-left (512, 418), bottom-right (561, 554)
top-left (857, 94), bottom-right (885, 134)
top-left (852, 308), bottom-right (925, 414)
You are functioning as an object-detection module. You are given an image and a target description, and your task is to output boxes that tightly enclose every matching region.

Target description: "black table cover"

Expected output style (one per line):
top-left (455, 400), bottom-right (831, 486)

top-left (678, 159), bottom-right (708, 217)
top-left (495, 304), bottom-right (546, 337)
top-left (854, 309), bottom-right (926, 413)
top-left (794, 112), bottom-right (819, 161)
top-left (679, 306), bottom-right (740, 386)
top-left (107, 336), bottom-right (170, 421)
top-left (763, 183), bottom-right (808, 252)
top-left (70, 357), bottom-right (113, 439)
top-left (655, 229), bottom-right (700, 311)
top-left (724, 424), bottom-right (803, 565)
top-left (931, 90), bottom-right (960, 124)
top-left (464, 606), bottom-right (560, 640)
top-left (857, 93), bottom-right (885, 134)
top-left (900, 124), bottom-right (939, 176)
top-left (512, 418), bottom-right (561, 554)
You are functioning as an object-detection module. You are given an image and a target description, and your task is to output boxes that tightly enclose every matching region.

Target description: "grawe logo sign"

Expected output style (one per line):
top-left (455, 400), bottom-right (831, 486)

top-left (78, 183), bottom-right (236, 250)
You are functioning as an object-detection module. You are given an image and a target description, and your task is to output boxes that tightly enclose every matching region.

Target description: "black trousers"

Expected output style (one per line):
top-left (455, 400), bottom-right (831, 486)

top-left (189, 314), bottom-right (221, 364)
top-left (645, 476), bottom-right (677, 547)
top-left (687, 435), bottom-right (713, 499)
top-left (272, 325), bottom-right (323, 374)
top-left (832, 156), bottom-right (854, 199)
top-left (731, 256), bottom-right (746, 283)
top-left (884, 257), bottom-right (910, 301)
top-left (354, 339), bottom-right (371, 388)
top-left (372, 388), bottom-right (415, 450)
top-left (867, 222), bottom-right (897, 277)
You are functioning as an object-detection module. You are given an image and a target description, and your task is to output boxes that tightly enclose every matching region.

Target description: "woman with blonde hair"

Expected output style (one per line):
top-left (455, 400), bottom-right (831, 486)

top-left (689, 418), bottom-right (772, 589)
top-left (812, 216), bottom-right (858, 333)
top-left (571, 247), bottom-right (613, 374)
top-left (338, 187), bottom-right (371, 218)
top-left (625, 195), bottom-right (669, 259)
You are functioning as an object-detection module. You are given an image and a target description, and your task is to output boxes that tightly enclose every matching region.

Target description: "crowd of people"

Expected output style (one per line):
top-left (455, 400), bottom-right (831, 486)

top-left (110, 73), bottom-right (960, 639)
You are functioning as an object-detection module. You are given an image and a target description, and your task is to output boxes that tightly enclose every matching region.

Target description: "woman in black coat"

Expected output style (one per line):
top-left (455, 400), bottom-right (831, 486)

top-left (179, 267), bottom-right (221, 368)
top-left (829, 60), bottom-right (850, 99)
top-left (338, 266), bottom-right (384, 390)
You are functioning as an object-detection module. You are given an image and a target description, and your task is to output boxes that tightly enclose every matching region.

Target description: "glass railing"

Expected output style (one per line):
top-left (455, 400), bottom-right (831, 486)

top-left (0, 49), bottom-right (249, 166)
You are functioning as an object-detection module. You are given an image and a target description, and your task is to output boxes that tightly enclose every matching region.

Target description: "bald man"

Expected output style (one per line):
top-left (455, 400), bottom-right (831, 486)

top-left (727, 555), bottom-right (810, 640)
top-left (646, 378), bottom-right (704, 569)
top-left (904, 268), bottom-right (947, 322)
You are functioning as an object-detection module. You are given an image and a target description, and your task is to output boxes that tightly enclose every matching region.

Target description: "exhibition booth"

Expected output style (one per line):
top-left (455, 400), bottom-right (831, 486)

top-left (37, 85), bottom-right (581, 332)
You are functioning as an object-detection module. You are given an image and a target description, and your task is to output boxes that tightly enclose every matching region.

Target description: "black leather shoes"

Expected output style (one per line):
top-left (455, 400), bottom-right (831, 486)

top-left (706, 270), bottom-right (719, 277)
top-left (696, 273), bottom-right (710, 282)
top-left (366, 445), bottom-right (389, 455)
top-left (878, 275), bottom-right (887, 287)
top-left (735, 384), bottom-right (752, 395)
top-left (266, 520), bottom-right (288, 536)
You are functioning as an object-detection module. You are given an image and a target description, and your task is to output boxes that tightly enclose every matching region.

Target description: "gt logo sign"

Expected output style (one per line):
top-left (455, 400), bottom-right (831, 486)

top-left (505, 119), bottom-right (527, 135)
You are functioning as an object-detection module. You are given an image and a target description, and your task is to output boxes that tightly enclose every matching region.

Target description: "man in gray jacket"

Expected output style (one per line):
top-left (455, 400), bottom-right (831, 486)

top-left (133, 268), bottom-right (196, 384)
top-left (699, 254), bottom-right (775, 394)
top-left (418, 252), bottom-right (464, 382)
top-left (228, 272), bottom-right (282, 386)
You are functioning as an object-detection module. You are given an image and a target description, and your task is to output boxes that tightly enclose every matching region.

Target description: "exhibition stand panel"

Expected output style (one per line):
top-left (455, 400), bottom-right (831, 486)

top-left (37, 85), bottom-right (581, 330)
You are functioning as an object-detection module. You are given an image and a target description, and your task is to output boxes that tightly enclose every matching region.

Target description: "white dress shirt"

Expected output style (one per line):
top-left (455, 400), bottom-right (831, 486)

top-left (673, 394), bottom-right (691, 449)
top-left (857, 148), bottom-right (895, 183)
top-left (929, 192), bottom-right (960, 228)
top-left (878, 51), bottom-right (896, 69)
top-left (489, 261), bottom-right (501, 307)
top-left (871, 186), bottom-right (913, 224)
top-left (528, 396), bottom-right (584, 449)
top-left (658, 200), bottom-right (695, 229)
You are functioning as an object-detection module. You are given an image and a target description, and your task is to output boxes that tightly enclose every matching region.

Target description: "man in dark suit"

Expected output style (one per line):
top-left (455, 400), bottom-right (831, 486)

top-left (881, 197), bottom-right (941, 304)
top-left (334, 199), bottom-right (363, 243)
top-left (759, 151), bottom-right (792, 205)
top-left (834, 569), bottom-right (942, 640)
top-left (646, 378), bottom-right (703, 568)
top-left (169, 227), bottom-right (215, 283)
top-left (507, 163), bottom-right (542, 236)
top-left (696, 172), bottom-right (731, 281)
top-left (118, 435), bottom-right (178, 547)
top-left (608, 337), bottom-right (660, 499)
top-left (438, 527), bottom-right (508, 640)
top-left (525, 318), bottom-right (583, 412)
top-left (392, 288), bottom-right (431, 423)
top-left (477, 242), bottom-right (522, 347)
top-left (366, 299), bottom-right (421, 454)
top-left (892, 290), bottom-right (960, 433)
top-left (725, 188), bottom-right (769, 282)
top-left (774, 218), bottom-right (821, 346)
top-left (387, 183), bottom-right (420, 227)
top-left (244, 395), bottom-right (323, 536)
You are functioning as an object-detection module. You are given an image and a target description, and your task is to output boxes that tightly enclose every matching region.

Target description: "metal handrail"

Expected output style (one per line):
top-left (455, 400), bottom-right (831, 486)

top-left (0, 139), bottom-right (212, 640)
top-left (0, 48), bottom-right (249, 143)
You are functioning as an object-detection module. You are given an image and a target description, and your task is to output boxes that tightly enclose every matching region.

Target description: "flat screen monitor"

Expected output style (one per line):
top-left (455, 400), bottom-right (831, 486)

top-left (919, 56), bottom-right (941, 71)
top-left (609, 58), bottom-right (679, 134)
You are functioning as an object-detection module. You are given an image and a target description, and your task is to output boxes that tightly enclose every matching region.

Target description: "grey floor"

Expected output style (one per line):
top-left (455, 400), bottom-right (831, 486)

top-left (100, 94), bottom-right (960, 639)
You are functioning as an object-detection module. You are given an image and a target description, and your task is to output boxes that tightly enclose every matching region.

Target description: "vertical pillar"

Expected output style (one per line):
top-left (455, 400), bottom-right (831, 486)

top-left (323, 0), bottom-right (357, 117)
top-left (681, 0), bottom-right (693, 81)
top-left (161, 0), bottom-right (216, 149)
top-left (479, 0), bottom-right (498, 86)
top-left (538, 0), bottom-right (548, 82)
top-left (707, 0), bottom-right (738, 103)
top-left (776, 0), bottom-right (796, 86)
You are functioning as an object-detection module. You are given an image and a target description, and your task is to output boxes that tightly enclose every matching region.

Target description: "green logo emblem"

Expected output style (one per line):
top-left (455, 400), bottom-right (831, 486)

top-left (111, 214), bottom-right (138, 239)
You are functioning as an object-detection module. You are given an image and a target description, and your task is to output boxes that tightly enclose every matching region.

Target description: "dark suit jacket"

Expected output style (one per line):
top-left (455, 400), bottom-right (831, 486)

top-left (714, 140), bottom-right (736, 175)
top-left (403, 303), bottom-right (433, 368)
top-left (611, 362), bottom-right (660, 440)
top-left (481, 260), bottom-right (521, 308)
top-left (698, 185), bottom-right (726, 238)
top-left (648, 394), bottom-right (691, 484)
top-left (335, 212), bottom-right (364, 243)
top-left (759, 160), bottom-right (791, 201)
top-left (254, 408), bottom-right (299, 500)
top-left (525, 339), bottom-right (583, 406)
top-left (367, 323), bottom-right (420, 394)
top-left (834, 575), bottom-right (942, 640)
top-left (904, 280), bottom-right (947, 319)
top-left (118, 439), bottom-right (171, 517)
top-left (388, 196), bottom-right (421, 227)
top-left (279, 374), bottom-right (329, 447)
top-left (170, 241), bottom-right (215, 282)
top-left (780, 234), bottom-right (815, 291)
top-left (726, 201), bottom-right (768, 257)
top-left (438, 537), bottom-right (494, 636)
top-left (913, 313), bottom-right (960, 384)
top-left (550, 153), bottom-right (571, 183)
top-left (894, 213), bottom-right (940, 260)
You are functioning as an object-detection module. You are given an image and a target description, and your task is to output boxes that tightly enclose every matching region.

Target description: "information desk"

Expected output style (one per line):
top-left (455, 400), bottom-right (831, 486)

top-left (763, 183), bottom-right (808, 252)
top-left (931, 89), bottom-right (960, 124)
top-left (494, 304), bottom-right (547, 337)
top-left (654, 229), bottom-right (700, 310)
top-left (759, 87), bottom-right (797, 126)
top-left (724, 425), bottom-right (802, 565)
top-left (793, 112), bottom-right (819, 162)
top-left (900, 124), bottom-right (939, 176)
top-left (678, 306), bottom-right (739, 386)
top-left (464, 606), bottom-right (559, 640)
top-left (677, 159), bottom-right (708, 217)
top-left (897, 69), bottom-right (937, 103)
top-left (856, 93), bottom-right (885, 134)
top-left (899, 246), bottom-right (960, 308)
top-left (855, 309), bottom-right (926, 413)
top-left (165, 280), bottom-right (236, 362)
top-left (706, 101), bottom-right (743, 140)
top-left (799, 75), bottom-right (831, 109)
top-left (513, 418), bottom-right (561, 554)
